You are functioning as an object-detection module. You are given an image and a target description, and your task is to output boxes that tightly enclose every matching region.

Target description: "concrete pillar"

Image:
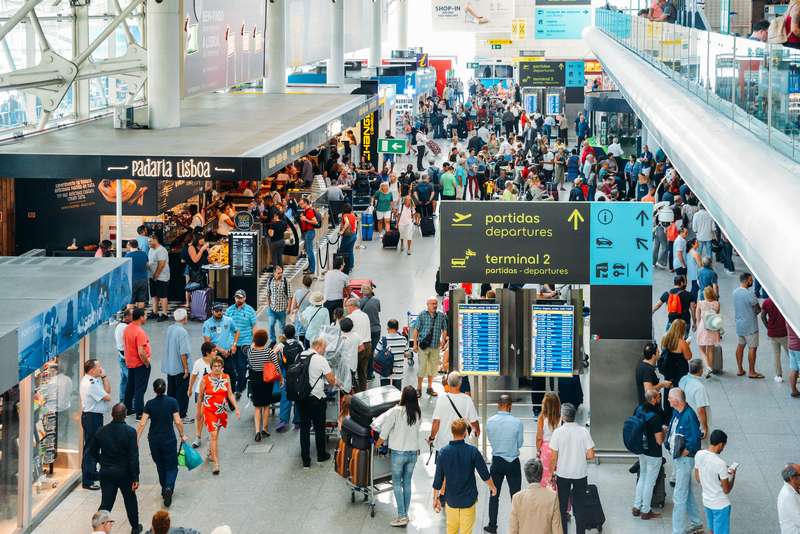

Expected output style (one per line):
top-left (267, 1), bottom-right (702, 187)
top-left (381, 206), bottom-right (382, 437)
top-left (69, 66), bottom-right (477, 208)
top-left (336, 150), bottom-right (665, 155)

top-left (75, 6), bottom-right (89, 120)
top-left (397, 0), bottom-right (408, 51)
top-left (147, 0), bottom-right (180, 129)
top-left (327, 0), bottom-right (344, 85)
top-left (265, 0), bottom-right (286, 93)
top-left (370, 0), bottom-right (382, 68)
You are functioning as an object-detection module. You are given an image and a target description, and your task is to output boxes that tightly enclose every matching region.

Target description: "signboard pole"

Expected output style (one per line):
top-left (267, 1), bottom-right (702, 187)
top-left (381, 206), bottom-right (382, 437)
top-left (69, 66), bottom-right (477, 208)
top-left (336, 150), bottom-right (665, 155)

top-left (115, 179), bottom-right (122, 258)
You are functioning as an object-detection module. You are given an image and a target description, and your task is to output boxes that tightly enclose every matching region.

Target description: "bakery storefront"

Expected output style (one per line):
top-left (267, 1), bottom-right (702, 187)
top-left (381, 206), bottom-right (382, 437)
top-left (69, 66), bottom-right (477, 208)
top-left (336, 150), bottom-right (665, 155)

top-left (0, 257), bottom-right (130, 534)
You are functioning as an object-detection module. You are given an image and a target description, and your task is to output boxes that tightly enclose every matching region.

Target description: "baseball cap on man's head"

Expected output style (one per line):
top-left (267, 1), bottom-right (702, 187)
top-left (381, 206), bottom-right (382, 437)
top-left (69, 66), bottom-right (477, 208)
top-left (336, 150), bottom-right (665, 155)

top-left (211, 302), bottom-right (225, 311)
top-left (234, 290), bottom-right (246, 298)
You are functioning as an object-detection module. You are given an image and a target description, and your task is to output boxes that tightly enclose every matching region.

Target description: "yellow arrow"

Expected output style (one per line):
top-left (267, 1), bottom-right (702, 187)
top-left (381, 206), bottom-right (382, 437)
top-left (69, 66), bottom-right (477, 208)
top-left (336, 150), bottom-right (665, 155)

top-left (567, 209), bottom-right (584, 231)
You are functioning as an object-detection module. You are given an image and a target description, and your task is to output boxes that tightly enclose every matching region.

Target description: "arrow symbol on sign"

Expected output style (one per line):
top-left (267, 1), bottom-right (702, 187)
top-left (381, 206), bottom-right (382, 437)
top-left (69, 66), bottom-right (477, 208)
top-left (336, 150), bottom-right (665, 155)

top-left (558, 63), bottom-right (564, 70)
top-left (636, 210), bottom-right (650, 226)
top-left (392, 142), bottom-right (402, 150)
top-left (636, 262), bottom-right (650, 277)
top-left (567, 209), bottom-right (584, 231)
top-left (636, 237), bottom-right (649, 250)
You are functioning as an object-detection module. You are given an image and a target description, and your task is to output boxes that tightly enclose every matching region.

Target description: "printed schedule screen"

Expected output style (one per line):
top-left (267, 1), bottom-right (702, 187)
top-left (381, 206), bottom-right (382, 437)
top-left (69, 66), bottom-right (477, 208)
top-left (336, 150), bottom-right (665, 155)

top-left (531, 305), bottom-right (574, 377)
top-left (458, 304), bottom-right (500, 375)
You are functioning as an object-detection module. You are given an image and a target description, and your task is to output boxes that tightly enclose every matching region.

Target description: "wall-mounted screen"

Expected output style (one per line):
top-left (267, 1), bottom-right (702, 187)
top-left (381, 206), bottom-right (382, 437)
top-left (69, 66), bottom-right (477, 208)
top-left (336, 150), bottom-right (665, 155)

top-left (458, 303), bottom-right (500, 375)
top-left (531, 305), bottom-right (574, 377)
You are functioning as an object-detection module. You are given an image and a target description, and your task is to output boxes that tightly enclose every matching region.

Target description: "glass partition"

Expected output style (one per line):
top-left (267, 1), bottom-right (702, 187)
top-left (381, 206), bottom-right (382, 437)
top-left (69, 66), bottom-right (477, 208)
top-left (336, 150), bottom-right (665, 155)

top-left (594, 8), bottom-right (800, 162)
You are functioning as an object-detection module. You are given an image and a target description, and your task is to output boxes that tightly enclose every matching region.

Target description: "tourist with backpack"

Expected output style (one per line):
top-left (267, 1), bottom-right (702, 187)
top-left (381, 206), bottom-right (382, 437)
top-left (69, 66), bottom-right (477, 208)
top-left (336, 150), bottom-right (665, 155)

top-left (373, 319), bottom-right (410, 390)
top-left (653, 275), bottom-right (697, 336)
top-left (627, 389), bottom-right (667, 520)
top-left (659, 319), bottom-right (693, 420)
top-left (286, 338), bottom-right (337, 469)
top-left (275, 324), bottom-right (302, 432)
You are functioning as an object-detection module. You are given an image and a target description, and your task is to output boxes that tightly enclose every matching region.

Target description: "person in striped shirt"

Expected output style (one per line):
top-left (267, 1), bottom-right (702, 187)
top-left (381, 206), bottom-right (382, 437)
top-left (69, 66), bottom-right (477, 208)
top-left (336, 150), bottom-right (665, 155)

top-left (374, 319), bottom-right (410, 390)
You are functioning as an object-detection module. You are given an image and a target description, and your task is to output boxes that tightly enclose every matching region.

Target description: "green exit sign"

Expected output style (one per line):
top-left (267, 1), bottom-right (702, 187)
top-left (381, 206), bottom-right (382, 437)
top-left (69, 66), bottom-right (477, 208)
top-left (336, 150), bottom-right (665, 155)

top-left (467, 62), bottom-right (480, 69)
top-left (492, 45), bottom-right (502, 50)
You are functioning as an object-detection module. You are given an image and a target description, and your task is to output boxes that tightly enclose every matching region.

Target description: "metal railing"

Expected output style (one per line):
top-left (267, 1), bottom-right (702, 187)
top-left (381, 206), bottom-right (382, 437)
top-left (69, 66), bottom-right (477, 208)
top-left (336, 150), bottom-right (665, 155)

top-left (594, 8), bottom-right (800, 162)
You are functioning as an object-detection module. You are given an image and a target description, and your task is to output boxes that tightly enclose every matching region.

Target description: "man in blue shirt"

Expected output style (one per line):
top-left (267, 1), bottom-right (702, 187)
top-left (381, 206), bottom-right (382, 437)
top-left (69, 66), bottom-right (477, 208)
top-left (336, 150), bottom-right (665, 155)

top-left (484, 395), bottom-right (525, 534)
top-left (454, 159), bottom-right (468, 200)
top-left (639, 145), bottom-right (654, 178)
top-left (162, 308), bottom-right (193, 422)
top-left (125, 239), bottom-right (149, 309)
top-left (433, 419), bottom-right (497, 533)
top-left (225, 289), bottom-right (257, 399)
top-left (697, 257), bottom-right (719, 301)
top-left (466, 149), bottom-right (479, 200)
top-left (666, 388), bottom-right (703, 534)
top-left (203, 302), bottom-right (240, 393)
top-left (135, 225), bottom-right (150, 254)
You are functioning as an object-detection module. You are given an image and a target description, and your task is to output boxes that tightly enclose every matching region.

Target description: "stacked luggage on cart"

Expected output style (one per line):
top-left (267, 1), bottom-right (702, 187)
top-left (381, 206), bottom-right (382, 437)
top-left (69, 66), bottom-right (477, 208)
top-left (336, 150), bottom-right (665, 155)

top-left (335, 385), bottom-right (401, 516)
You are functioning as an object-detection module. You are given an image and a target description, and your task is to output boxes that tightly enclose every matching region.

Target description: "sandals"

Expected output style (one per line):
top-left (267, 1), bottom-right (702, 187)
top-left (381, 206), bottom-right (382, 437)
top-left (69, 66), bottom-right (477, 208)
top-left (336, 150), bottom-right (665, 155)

top-left (426, 388), bottom-right (438, 397)
top-left (212, 464), bottom-right (220, 475)
top-left (255, 432), bottom-right (262, 442)
top-left (260, 430), bottom-right (270, 438)
top-left (416, 389), bottom-right (422, 398)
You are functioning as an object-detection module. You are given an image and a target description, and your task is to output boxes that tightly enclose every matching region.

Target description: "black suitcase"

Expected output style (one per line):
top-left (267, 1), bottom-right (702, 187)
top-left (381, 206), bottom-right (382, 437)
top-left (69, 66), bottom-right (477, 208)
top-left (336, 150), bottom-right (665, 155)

top-left (579, 484), bottom-right (606, 531)
top-left (341, 416), bottom-right (372, 450)
top-left (420, 216), bottom-right (435, 236)
top-left (382, 230), bottom-right (400, 248)
top-left (333, 252), bottom-right (350, 274)
top-left (349, 385), bottom-right (402, 427)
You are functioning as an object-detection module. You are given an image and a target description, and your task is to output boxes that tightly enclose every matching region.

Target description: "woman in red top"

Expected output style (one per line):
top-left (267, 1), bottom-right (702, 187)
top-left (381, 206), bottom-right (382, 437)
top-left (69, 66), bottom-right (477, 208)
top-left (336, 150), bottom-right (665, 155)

top-left (197, 355), bottom-right (240, 474)
top-left (337, 203), bottom-right (358, 271)
top-left (786, 0), bottom-right (800, 49)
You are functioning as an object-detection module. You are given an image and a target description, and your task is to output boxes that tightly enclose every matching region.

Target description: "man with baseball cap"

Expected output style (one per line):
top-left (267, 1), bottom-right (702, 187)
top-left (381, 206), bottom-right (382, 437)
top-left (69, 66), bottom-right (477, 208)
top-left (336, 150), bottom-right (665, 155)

top-left (569, 176), bottom-right (586, 201)
top-left (203, 302), bottom-right (239, 395)
top-left (226, 289), bottom-right (258, 400)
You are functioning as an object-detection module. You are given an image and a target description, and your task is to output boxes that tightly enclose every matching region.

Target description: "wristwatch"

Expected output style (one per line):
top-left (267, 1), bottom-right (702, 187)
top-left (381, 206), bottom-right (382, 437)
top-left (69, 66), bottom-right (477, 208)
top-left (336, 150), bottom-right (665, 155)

top-left (100, 376), bottom-right (107, 379)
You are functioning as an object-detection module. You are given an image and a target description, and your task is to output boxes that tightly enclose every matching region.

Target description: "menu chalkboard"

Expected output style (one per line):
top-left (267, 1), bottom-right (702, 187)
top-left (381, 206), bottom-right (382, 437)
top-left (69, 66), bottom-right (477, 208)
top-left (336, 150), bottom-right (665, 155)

top-left (531, 305), bottom-right (574, 377)
top-left (157, 180), bottom-right (204, 214)
top-left (229, 232), bottom-right (257, 277)
top-left (457, 304), bottom-right (501, 376)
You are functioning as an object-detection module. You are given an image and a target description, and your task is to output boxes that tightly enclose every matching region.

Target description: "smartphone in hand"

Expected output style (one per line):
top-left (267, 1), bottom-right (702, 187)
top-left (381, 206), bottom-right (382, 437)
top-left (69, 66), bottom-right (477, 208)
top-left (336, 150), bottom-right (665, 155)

top-left (728, 462), bottom-right (739, 473)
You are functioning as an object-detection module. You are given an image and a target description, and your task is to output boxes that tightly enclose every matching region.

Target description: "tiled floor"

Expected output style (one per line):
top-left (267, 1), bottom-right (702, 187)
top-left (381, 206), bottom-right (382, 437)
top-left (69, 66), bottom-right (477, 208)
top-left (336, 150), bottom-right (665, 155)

top-left (32, 145), bottom-right (798, 534)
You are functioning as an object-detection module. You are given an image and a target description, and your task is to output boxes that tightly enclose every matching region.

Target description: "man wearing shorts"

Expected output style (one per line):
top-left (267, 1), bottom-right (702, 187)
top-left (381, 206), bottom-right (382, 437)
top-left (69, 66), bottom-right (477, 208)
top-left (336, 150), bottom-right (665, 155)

top-left (413, 297), bottom-right (448, 398)
top-left (147, 234), bottom-right (170, 322)
top-left (454, 159), bottom-right (468, 200)
top-left (732, 273), bottom-right (762, 378)
top-left (125, 239), bottom-right (149, 309)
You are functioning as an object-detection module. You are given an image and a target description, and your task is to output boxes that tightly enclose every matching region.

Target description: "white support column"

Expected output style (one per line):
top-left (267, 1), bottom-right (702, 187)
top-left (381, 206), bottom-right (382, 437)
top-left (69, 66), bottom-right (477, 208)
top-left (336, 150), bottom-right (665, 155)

top-left (147, 0), bottom-right (180, 129)
top-left (327, 0), bottom-right (344, 86)
top-left (75, 6), bottom-right (89, 119)
top-left (397, 0), bottom-right (408, 51)
top-left (370, 0), bottom-right (382, 68)
top-left (264, 0), bottom-right (286, 93)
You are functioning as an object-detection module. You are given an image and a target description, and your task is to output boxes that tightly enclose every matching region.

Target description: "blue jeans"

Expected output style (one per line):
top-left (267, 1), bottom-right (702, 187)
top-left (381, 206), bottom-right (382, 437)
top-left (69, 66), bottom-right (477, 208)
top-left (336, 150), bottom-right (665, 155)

top-left (279, 369), bottom-right (300, 424)
top-left (391, 450), bottom-right (417, 519)
top-left (705, 505), bottom-right (731, 534)
top-left (149, 439), bottom-right (178, 497)
top-left (303, 231), bottom-right (315, 274)
top-left (672, 456), bottom-right (703, 534)
top-left (721, 240), bottom-right (734, 272)
top-left (118, 351), bottom-right (128, 404)
top-left (699, 240), bottom-right (712, 258)
top-left (339, 233), bottom-right (357, 270)
top-left (267, 309), bottom-right (287, 344)
top-left (634, 455), bottom-right (662, 514)
top-left (234, 345), bottom-right (250, 394)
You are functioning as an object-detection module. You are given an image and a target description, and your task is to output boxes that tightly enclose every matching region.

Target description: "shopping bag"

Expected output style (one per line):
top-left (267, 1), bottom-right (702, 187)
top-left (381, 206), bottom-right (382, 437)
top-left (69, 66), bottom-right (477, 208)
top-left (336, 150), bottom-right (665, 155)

top-left (263, 361), bottom-right (281, 383)
top-left (182, 441), bottom-right (203, 470)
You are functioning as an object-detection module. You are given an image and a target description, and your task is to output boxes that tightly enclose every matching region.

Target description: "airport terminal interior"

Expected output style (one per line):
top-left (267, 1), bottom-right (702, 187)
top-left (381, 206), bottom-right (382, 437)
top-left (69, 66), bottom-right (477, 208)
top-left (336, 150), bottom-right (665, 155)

top-left (0, 0), bottom-right (799, 533)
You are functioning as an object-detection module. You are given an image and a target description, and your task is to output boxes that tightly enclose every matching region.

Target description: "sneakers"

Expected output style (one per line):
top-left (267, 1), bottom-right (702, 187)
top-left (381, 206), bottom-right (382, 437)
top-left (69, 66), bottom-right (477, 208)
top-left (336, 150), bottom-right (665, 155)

top-left (303, 462), bottom-right (311, 470)
top-left (775, 376), bottom-right (784, 383)
top-left (276, 422), bottom-right (287, 432)
top-left (391, 518), bottom-right (409, 527)
top-left (147, 312), bottom-right (158, 319)
top-left (407, 249), bottom-right (411, 255)
top-left (641, 511), bottom-right (661, 520)
top-left (131, 525), bottom-right (143, 534)
top-left (181, 417), bottom-right (195, 424)
top-left (191, 437), bottom-right (201, 448)
top-left (235, 391), bottom-right (242, 400)
top-left (157, 314), bottom-right (168, 322)
top-left (791, 392), bottom-right (800, 398)
top-left (163, 487), bottom-right (172, 507)
top-left (294, 423), bottom-right (301, 430)
top-left (655, 263), bottom-right (667, 270)
top-left (318, 452), bottom-right (332, 465)
top-left (482, 526), bottom-right (497, 533)
top-left (684, 525), bottom-right (704, 534)
top-left (400, 243), bottom-right (404, 251)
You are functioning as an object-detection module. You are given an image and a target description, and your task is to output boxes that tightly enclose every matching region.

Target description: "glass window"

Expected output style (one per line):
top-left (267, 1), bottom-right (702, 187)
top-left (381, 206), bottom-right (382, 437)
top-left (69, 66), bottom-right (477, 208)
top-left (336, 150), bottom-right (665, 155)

top-left (0, 385), bottom-right (21, 534)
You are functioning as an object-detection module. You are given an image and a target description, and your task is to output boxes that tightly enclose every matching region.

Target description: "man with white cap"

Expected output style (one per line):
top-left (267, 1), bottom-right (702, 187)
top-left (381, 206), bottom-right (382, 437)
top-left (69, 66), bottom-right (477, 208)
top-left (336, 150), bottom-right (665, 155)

top-left (203, 302), bottom-right (239, 393)
top-left (569, 177), bottom-right (586, 201)
top-left (226, 288), bottom-right (258, 399)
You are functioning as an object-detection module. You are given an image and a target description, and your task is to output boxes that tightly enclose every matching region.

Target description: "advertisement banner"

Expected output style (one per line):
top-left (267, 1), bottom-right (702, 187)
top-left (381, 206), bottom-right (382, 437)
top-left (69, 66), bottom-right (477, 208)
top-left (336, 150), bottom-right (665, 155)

top-left (182, 0), bottom-right (268, 98)
top-left (431, 0), bottom-right (514, 33)
top-left (18, 262), bottom-right (132, 381)
top-left (361, 111), bottom-right (379, 167)
top-left (52, 178), bottom-right (157, 216)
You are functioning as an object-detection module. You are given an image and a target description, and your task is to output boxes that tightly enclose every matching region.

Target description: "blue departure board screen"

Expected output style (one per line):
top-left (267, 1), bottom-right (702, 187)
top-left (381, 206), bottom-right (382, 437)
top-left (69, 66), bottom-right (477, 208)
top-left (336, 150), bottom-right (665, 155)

top-left (531, 305), bottom-right (574, 377)
top-left (458, 304), bottom-right (500, 375)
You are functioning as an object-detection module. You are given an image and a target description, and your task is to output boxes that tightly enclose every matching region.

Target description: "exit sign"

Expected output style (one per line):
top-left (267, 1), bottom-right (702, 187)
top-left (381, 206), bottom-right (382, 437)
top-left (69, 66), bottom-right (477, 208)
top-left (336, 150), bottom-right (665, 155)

top-left (467, 62), bottom-right (480, 69)
top-left (492, 45), bottom-right (502, 50)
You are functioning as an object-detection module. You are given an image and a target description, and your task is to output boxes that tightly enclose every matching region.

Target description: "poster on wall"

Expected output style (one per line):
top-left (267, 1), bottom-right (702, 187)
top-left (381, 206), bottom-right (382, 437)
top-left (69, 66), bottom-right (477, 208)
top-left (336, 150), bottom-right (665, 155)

top-left (17, 262), bottom-right (132, 381)
top-left (182, 0), bottom-right (268, 98)
top-left (53, 178), bottom-right (157, 215)
top-left (431, 0), bottom-right (514, 33)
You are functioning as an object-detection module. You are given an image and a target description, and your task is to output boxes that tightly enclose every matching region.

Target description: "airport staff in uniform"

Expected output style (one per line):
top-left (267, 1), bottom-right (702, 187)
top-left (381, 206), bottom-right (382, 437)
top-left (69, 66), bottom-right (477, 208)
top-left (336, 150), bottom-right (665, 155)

top-left (80, 359), bottom-right (111, 490)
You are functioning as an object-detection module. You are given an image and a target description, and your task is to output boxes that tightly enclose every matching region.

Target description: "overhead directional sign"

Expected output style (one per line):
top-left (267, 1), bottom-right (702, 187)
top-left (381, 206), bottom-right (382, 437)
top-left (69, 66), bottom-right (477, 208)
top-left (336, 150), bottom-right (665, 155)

top-left (566, 61), bottom-right (585, 87)
top-left (440, 202), bottom-right (591, 284)
top-left (377, 138), bottom-right (407, 154)
top-left (467, 62), bottom-right (480, 69)
top-left (519, 61), bottom-right (566, 87)
top-left (535, 8), bottom-right (592, 39)
top-left (589, 203), bottom-right (653, 286)
top-left (489, 39), bottom-right (513, 45)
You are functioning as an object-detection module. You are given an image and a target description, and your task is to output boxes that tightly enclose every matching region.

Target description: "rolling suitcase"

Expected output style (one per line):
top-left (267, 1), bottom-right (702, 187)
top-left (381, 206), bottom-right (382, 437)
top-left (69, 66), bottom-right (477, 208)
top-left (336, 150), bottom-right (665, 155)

top-left (361, 212), bottom-right (374, 241)
top-left (335, 439), bottom-right (353, 479)
top-left (579, 484), bottom-right (606, 531)
top-left (349, 385), bottom-right (402, 427)
top-left (711, 344), bottom-right (723, 374)
top-left (382, 230), bottom-right (400, 248)
top-left (349, 279), bottom-right (374, 298)
top-left (333, 252), bottom-right (350, 275)
top-left (190, 287), bottom-right (214, 321)
top-left (420, 216), bottom-right (436, 237)
top-left (341, 416), bottom-right (372, 450)
top-left (349, 448), bottom-right (370, 487)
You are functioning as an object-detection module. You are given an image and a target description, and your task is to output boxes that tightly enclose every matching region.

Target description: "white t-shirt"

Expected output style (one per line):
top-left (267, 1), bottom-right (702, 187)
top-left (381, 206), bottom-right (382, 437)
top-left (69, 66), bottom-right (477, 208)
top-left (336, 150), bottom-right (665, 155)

top-left (115, 321), bottom-right (128, 352)
top-left (191, 358), bottom-right (211, 394)
top-left (694, 450), bottom-right (730, 510)
top-left (323, 269), bottom-right (350, 301)
top-left (306, 350), bottom-right (332, 399)
top-left (549, 422), bottom-right (595, 479)
top-left (499, 141), bottom-right (513, 157)
top-left (542, 151), bottom-right (555, 170)
top-left (341, 331), bottom-right (361, 373)
top-left (347, 309), bottom-right (372, 345)
top-left (191, 213), bottom-right (205, 229)
top-left (432, 392), bottom-right (479, 450)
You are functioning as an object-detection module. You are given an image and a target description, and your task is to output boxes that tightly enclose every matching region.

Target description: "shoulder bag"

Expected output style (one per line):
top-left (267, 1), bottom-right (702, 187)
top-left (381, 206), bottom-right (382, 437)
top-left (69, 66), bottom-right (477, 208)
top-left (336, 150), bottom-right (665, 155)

top-left (446, 394), bottom-right (472, 436)
top-left (290, 289), bottom-right (310, 323)
top-left (263, 351), bottom-right (281, 383)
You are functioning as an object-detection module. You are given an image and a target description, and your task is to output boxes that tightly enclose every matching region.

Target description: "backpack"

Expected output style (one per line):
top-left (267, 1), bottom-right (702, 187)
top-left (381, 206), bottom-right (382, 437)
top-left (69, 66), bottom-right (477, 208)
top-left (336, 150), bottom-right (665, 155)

top-left (657, 347), bottom-right (677, 377)
top-left (418, 181), bottom-right (430, 195)
top-left (666, 290), bottom-right (685, 315)
top-left (622, 407), bottom-right (656, 455)
top-left (767, 13), bottom-right (789, 44)
top-left (281, 339), bottom-right (303, 367)
top-left (305, 208), bottom-right (322, 229)
top-left (285, 352), bottom-right (322, 402)
top-left (372, 337), bottom-right (395, 377)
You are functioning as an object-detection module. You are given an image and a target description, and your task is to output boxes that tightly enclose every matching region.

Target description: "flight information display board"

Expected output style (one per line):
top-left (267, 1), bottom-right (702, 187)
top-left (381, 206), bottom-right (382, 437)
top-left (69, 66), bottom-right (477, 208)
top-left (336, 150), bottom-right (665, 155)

top-left (458, 304), bottom-right (500, 375)
top-left (531, 305), bottom-right (574, 376)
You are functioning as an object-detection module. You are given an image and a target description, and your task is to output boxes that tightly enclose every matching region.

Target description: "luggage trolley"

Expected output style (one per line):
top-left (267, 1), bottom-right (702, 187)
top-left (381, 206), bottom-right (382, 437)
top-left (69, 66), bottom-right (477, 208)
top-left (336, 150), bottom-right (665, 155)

top-left (342, 443), bottom-right (393, 517)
